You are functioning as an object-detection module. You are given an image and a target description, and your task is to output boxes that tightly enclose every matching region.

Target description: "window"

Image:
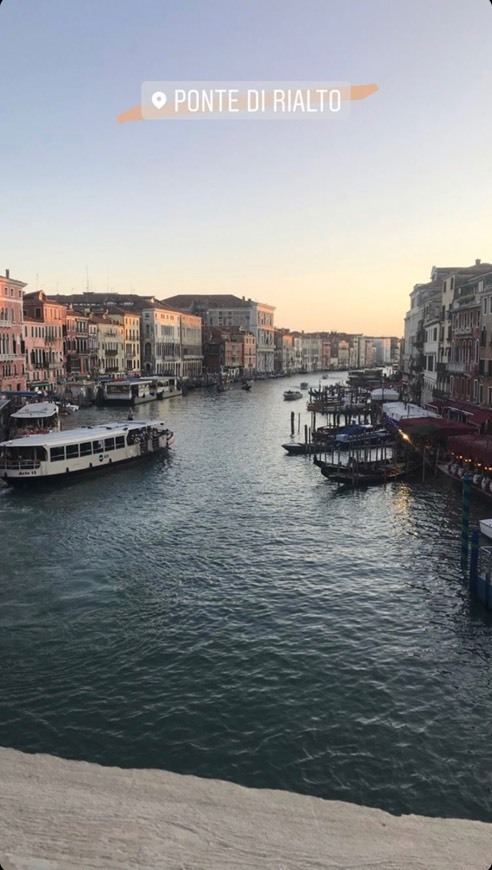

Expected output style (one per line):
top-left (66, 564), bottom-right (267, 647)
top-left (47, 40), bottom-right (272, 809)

top-left (104, 437), bottom-right (115, 451)
top-left (92, 439), bottom-right (103, 453)
top-left (50, 446), bottom-right (65, 462)
top-left (66, 444), bottom-right (79, 459)
top-left (484, 298), bottom-right (488, 315)
top-left (115, 436), bottom-right (125, 449)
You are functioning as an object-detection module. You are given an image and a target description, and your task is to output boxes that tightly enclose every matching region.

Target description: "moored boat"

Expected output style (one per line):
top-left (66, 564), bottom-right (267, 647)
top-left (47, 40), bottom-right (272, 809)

top-left (0, 421), bottom-right (174, 487)
top-left (8, 402), bottom-right (60, 438)
top-left (101, 378), bottom-right (180, 405)
top-left (321, 460), bottom-right (410, 486)
top-left (479, 518), bottom-right (492, 539)
top-left (282, 441), bottom-right (317, 455)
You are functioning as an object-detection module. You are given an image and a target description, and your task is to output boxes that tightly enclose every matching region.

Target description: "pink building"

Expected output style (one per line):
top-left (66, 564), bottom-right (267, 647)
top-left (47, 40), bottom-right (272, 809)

top-left (0, 269), bottom-right (27, 392)
top-left (23, 292), bottom-right (67, 384)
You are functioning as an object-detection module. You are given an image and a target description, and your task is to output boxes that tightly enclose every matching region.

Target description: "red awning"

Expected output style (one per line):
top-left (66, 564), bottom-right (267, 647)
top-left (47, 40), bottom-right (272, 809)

top-left (447, 434), bottom-right (492, 466)
top-left (425, 399), bottom-right (492, 431)
top-left (399, 417), bottom-right (470, 437)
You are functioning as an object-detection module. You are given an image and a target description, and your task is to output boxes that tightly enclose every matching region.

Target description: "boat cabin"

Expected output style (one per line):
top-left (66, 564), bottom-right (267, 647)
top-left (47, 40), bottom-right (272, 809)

top-left (9, 402), bottom-right (60, 438)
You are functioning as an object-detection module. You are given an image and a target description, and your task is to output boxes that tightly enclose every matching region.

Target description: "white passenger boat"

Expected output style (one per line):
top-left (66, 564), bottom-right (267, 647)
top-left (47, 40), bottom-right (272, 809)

top-left (102, 378), bottom-right (180, 406)
top-left (9, 402), bottom-right (60, 438)
top-left (0, 421), bottom-right (174, 487)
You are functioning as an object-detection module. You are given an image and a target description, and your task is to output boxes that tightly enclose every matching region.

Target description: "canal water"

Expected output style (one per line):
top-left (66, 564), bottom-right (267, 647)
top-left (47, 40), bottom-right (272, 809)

top-left (1, 374), bottom-right (491, 821)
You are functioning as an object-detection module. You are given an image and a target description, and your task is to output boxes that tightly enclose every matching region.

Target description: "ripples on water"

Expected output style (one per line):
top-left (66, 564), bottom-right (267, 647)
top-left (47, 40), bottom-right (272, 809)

top-left (1, 375), bottom-right (491, 821)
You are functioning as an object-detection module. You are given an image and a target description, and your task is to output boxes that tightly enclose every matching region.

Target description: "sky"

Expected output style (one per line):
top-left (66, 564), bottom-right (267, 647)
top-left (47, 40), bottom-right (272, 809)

top-left (0, 0), bottom-right (491, 336)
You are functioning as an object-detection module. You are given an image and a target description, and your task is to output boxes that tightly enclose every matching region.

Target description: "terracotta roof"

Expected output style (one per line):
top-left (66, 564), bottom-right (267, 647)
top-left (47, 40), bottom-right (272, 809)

top-left (162, 294), bottom-right (253, 309)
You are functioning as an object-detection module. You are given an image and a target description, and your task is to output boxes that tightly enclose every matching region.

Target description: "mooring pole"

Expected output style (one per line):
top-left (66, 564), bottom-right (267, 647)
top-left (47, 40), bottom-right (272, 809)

top-left (461, 473), bottom-right (473, 569)
top-left (469, 528), bottom-right (479, 595)
top-left (290, 411), bottom-right (295, 436)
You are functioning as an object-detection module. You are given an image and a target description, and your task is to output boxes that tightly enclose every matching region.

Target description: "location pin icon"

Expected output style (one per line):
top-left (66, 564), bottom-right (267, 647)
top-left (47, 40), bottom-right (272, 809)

top-left (152, 91), bottom-right (167, 110)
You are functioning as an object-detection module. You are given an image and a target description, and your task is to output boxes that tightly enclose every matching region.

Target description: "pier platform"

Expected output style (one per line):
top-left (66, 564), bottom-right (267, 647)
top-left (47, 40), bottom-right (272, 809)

top-left (0, 748), bottom-right (491, 869)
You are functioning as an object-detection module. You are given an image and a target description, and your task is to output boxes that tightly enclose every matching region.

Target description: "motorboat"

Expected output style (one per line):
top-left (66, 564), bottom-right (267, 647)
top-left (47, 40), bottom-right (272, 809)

top-left (479, 519), bottom-right (492, 540)
top-left (300, 382), bottom-right (309, 390)
top-left (283, 390), bottom-right (303, 401)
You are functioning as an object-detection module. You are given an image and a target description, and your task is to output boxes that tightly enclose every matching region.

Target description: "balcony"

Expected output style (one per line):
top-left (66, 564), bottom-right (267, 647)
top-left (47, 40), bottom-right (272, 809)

top-left (448, 361), bottom-right (473, 374)
top-left (453, 325), bottom-right (473, 336)
top-left (0, 353), bottom-right (16, 361)
top-left (413, 330), bottom-right (425, 349)
top-left (0, 318), bottom-right (11, 327)
top-left (105, 349), bottom-right (119, 356)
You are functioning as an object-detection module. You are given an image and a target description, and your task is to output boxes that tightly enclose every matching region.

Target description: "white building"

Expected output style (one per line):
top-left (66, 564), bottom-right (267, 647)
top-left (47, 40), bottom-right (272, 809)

top-left (162, 294), bottom-right (275, 373)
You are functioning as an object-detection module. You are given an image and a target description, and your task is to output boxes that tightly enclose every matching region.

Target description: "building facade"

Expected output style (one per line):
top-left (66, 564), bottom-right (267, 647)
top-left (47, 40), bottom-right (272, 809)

top-left (65, 310), bottom-right (90, 378)
top-left (0, 270), bottom-right (27, 392)
top-left (162, 294), bottom-right (275, 373)
top-left (140, 301), bottom-right (181, 377)
top-left (23, 291), bottom-right (66, 385)
top-left (24, 317), bottom-right (51, 389)
top-left (90, 315), bottom-right (125, 376)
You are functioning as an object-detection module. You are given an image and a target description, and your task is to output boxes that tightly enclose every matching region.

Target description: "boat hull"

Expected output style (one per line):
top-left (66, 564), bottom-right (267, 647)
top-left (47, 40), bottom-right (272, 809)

top-left (1, 422), bottom-right (175, 488)
top-left (282, 442), bottom-right (317, 455)
top-left (321, 462), bottom-right (413, 486)
top-left (2, 443), bottom-right (173, 488)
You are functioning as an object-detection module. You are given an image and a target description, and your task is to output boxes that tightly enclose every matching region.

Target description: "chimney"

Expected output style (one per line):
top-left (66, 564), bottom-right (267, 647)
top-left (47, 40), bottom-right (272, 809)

top-left (475, 259), bottom-right (481, 266)
top-left (5, 268), bottom-right (9, 279)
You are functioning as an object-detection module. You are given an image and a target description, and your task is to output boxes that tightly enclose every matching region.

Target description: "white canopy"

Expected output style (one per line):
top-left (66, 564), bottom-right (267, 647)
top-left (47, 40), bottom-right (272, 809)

top-left (370, 388), bottom-right (399, 401)
top-left (11, 402), bottom-right (59, 420)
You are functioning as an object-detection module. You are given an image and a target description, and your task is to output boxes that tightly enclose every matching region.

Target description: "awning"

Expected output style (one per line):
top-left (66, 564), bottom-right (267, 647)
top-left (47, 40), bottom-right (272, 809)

top-left (447, 434), bottom-right (492, 466)
top-left (399, 417), bottom-right (470, 438)
top-left (426, 399), bottom-right (492, 430)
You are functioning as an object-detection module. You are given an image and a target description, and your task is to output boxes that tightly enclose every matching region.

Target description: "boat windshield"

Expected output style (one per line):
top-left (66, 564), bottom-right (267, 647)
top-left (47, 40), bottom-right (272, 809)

top-left (1, 444), bottom-right (48, 466)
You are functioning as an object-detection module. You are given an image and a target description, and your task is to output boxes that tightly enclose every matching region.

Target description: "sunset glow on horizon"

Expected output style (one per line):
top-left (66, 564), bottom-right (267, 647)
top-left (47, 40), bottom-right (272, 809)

top-left (1, 0), bottom-right (491, 336)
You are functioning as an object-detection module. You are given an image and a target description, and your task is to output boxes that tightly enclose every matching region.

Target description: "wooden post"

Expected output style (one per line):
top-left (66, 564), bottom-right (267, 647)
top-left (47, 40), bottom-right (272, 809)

top-left (290, 411), bottom-right (295, 436)
top-left (461, 473), bottom-right (473, 569)
top-left (469, 528), bottom-right (479, 595)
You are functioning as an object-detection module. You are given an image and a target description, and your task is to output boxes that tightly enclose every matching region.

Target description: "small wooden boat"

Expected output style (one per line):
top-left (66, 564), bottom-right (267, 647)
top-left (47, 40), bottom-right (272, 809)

top-left (322, 461), bottom-right (413, 487)
top-left (282, 442), bottom-right (317, 455)
top-left (283, 390), bottom-right (303, 401)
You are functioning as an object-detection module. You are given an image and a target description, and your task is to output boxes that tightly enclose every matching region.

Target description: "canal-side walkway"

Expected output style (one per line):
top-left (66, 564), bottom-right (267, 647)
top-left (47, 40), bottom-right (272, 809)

top-left (0, 748), bottom-right (490, 869)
